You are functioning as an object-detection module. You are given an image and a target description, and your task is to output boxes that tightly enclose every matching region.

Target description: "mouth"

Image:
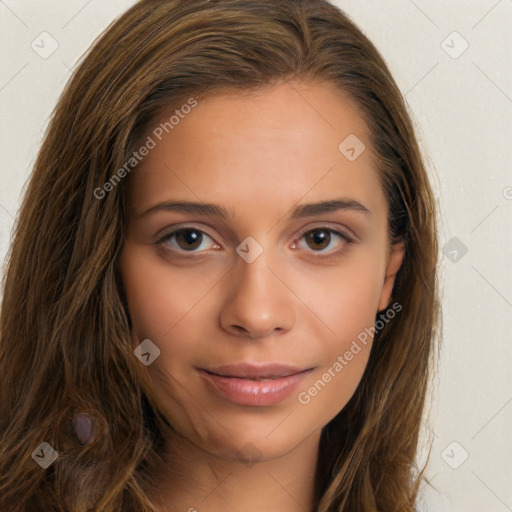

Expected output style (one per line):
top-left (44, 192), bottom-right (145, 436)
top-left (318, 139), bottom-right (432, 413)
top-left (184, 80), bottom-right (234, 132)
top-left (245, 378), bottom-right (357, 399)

top-left (196, 362), bottom-right (314, 406)
top-left (201, 369), bottom-right (306, 381)
top-left (198, 362), bottom-right (312, 380)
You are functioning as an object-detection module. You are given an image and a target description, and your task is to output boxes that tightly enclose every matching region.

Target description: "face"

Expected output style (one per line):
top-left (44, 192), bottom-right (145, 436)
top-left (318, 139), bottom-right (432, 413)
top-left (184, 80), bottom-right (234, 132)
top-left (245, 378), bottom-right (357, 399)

top-left (119, 79), bottom-right (404, 464)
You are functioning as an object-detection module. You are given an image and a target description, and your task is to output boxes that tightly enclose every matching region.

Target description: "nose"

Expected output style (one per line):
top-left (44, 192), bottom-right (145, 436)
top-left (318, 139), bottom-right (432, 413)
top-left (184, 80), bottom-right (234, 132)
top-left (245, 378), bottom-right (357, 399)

top-left (219, 250), bottom-right (296, 340)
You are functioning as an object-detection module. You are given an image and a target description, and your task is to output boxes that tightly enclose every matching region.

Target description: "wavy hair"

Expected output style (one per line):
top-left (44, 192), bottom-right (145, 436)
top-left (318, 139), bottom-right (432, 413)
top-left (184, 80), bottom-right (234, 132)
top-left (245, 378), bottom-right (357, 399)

top-left (0, 1), bottom-right (441, 510)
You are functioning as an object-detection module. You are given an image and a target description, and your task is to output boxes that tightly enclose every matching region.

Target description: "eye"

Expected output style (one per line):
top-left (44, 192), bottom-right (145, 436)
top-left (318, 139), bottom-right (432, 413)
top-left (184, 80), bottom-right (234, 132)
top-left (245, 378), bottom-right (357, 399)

top-left (156, 226), bottom-right (218, 254)
top-left (155, 225), bottom-right (354, 259)
top-left (293, 227), bottom-right (354, 258)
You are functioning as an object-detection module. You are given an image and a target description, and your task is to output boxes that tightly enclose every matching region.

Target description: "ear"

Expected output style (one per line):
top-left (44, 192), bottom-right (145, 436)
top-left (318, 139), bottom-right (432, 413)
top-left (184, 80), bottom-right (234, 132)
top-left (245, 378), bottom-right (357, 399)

top-left (377, 240), bottom-right (405, 312)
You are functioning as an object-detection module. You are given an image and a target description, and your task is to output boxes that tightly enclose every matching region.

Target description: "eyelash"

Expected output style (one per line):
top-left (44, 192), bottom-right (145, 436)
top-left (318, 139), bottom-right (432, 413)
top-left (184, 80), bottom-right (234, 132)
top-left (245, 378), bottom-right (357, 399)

top-left (155, 224), bottom-right (355, 260)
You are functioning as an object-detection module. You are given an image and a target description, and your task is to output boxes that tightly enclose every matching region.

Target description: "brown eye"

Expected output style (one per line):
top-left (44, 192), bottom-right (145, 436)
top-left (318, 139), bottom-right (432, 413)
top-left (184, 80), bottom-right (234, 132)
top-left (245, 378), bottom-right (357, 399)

top-left (294, 226), bottom-right (354, 259)
top-left (158, 227), bottom-right (217, 254)
top-left (305, 229), bottom-right (331, 251)
top-left (155, 226), bottom-right (220, 258)
top-left (174, 229), bottom-right (203, 250)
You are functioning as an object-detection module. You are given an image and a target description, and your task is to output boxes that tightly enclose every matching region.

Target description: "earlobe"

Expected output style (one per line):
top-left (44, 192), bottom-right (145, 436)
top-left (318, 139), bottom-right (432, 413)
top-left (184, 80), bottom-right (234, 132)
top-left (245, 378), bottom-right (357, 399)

top-left (377, 240), bottom-right (405, 312)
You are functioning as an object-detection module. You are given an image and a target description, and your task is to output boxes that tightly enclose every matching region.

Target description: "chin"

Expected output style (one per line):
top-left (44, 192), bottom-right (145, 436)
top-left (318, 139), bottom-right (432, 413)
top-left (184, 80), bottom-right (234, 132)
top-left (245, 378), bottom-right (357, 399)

top-left (197, 422), bottom-right (315, 466)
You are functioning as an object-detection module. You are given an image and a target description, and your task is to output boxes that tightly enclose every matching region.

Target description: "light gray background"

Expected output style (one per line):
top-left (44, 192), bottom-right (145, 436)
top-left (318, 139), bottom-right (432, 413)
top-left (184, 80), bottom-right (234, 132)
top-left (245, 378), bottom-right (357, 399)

top-left (1, 1), bottom-right (511, 510)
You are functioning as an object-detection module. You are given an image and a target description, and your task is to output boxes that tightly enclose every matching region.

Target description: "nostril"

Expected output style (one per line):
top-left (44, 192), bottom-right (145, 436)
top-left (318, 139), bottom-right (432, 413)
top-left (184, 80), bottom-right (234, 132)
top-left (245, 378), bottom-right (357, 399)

top-left (232, 325), bottom-right (247, 334)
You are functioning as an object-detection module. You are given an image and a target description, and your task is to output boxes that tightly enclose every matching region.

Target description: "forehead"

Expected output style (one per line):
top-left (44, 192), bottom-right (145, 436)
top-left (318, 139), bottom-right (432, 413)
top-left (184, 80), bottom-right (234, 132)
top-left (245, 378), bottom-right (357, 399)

top-left (127, 79), bottom-right (386, 223)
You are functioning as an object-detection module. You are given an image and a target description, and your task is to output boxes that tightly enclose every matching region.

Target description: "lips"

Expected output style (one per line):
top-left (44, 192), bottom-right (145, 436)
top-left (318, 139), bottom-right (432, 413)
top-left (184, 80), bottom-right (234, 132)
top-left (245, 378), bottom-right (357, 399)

top-left (199, 362), bottom-right (309, 380)
top-left (196, 362), bottom-right (314, 406)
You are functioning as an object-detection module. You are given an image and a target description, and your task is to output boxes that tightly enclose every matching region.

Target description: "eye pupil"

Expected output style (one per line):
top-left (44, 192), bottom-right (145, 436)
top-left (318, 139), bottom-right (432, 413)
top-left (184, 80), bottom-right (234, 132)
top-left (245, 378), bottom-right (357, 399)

top-left (306, 229), bottom-right (330, 250)
top-left (176, 229), bottom-right (202, 250)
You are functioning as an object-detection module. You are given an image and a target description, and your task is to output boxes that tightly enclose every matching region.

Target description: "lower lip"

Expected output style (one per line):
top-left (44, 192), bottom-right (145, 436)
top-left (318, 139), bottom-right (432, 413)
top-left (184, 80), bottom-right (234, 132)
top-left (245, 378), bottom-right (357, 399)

top-left (198, 369), bottom-right (312, 406)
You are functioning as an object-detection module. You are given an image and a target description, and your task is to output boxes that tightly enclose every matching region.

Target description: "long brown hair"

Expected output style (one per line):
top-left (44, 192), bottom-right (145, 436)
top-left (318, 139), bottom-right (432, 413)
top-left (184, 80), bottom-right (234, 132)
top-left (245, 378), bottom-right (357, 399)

top-left (0, 1), bottom-right (441, 510)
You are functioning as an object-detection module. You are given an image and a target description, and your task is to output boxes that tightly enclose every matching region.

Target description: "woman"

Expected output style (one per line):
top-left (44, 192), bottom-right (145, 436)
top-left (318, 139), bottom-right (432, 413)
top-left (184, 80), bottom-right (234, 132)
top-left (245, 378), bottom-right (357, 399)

top-left (0, 1), bottom-right (441, 510)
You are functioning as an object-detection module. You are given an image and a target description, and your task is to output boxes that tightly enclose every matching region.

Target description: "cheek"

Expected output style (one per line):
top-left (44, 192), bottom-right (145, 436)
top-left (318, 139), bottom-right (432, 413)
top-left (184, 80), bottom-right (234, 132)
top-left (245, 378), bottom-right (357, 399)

top-left (291, 258), bottom-right (382, 419)
top-left (119, 246), bottom-right (216, 340)
top-left (295, 281), bottom-right (378, 426)
top-left (293, 254), bottom-right (384, 342)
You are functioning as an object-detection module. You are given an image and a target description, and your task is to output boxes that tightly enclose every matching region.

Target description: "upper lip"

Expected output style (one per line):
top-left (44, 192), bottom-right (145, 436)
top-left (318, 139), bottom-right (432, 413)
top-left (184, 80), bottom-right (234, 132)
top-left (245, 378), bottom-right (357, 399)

top-left (198, 362), bottom-right (311, 379)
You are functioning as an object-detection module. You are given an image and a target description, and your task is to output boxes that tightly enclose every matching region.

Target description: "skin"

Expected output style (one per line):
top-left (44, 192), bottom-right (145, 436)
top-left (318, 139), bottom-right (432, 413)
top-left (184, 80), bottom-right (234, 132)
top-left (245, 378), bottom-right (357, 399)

top-left (119, 79), bottom-right (404, 512)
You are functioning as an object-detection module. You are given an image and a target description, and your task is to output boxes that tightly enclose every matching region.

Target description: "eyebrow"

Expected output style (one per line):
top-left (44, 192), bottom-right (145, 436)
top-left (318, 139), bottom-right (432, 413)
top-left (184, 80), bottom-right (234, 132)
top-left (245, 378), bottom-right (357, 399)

top-left (138, 198), bottom-right (371, 219)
